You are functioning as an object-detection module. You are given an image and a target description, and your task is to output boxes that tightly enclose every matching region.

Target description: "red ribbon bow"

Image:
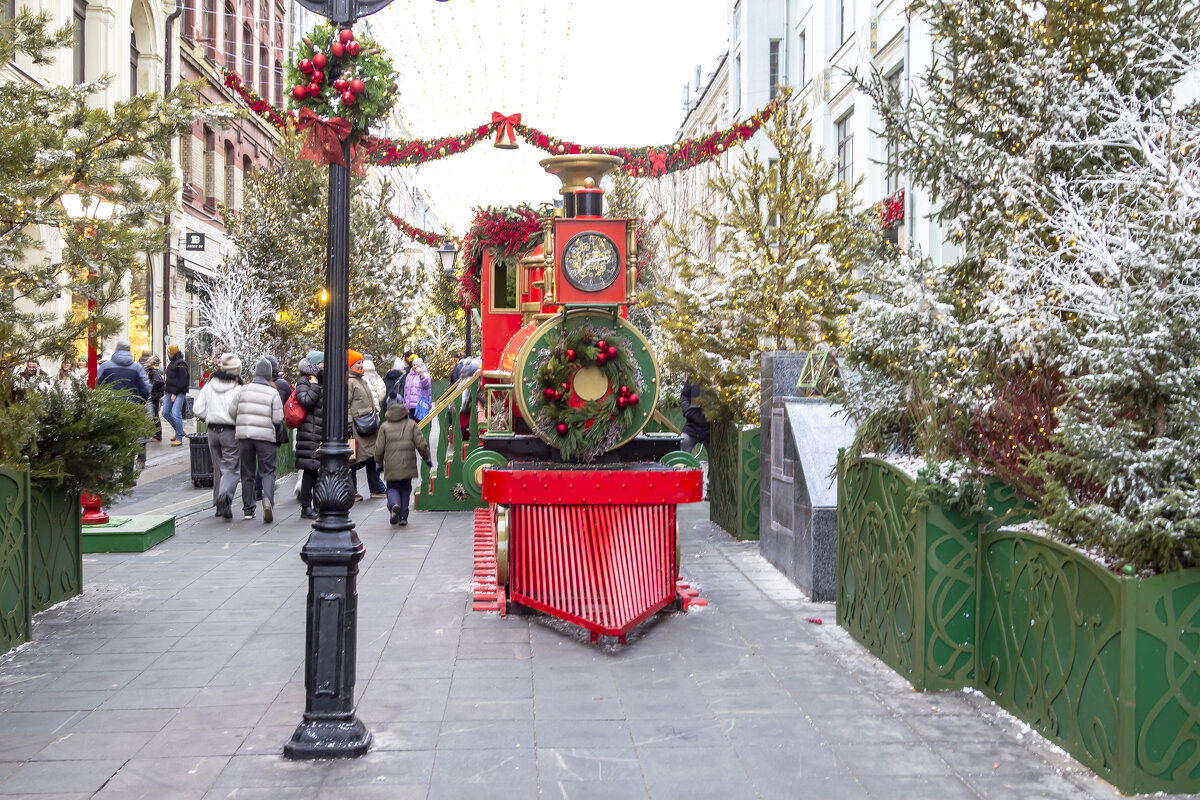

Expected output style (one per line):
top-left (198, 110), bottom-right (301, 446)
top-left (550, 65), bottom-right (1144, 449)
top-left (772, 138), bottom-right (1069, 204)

top-left (492, 111), bottom-right (521, 146)
top-left (296, 107), bottom-right (354, 168)
top-left (647, 148), bottom-right (668, 176)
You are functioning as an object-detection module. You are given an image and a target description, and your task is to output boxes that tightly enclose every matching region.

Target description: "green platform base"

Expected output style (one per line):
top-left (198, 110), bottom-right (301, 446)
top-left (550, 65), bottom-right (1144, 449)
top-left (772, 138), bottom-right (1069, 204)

top-left (82, 514), bottom-right (175, 553)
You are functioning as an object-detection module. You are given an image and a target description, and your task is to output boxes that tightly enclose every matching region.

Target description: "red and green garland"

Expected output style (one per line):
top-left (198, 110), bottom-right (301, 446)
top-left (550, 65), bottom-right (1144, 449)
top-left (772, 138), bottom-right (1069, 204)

top-left (456, 204), bottom-right (549, 308)
top-left (879, 189), bottom-right (905, 229)
top-left (388, 212), bottom-right (451, 249)
top-left (221, 68), bottom-right (791, 176)
top-left (532, 323), bottom-right (642, 462)
top-left (221, 68), bottom-right (294, 131)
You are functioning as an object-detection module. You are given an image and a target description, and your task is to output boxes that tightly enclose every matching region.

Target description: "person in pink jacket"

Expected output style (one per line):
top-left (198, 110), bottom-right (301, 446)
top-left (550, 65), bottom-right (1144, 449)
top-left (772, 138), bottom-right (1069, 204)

top-left (402, 356), bottom-right (432, 419)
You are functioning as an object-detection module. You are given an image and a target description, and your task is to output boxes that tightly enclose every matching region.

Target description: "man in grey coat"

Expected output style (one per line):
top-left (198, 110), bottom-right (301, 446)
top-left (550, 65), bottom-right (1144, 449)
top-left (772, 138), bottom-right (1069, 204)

top-left (234, 357), bottom-right (284, 522)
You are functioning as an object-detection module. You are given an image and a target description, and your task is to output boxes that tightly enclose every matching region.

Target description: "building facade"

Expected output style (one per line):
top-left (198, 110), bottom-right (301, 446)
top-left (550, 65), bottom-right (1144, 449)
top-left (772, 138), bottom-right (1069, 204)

top-left (679, 0), bottom-right (949, 260)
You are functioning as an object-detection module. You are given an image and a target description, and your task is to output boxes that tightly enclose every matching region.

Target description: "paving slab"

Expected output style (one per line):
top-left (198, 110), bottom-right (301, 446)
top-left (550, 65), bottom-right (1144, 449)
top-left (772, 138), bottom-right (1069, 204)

top-left (0, 496), bottom-right (1158, 799)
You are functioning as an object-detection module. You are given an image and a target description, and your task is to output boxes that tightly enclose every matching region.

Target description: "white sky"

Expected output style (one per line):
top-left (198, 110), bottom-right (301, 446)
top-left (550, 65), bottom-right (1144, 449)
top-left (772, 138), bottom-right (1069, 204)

top-left (369, 0), bottom-right (729, 232)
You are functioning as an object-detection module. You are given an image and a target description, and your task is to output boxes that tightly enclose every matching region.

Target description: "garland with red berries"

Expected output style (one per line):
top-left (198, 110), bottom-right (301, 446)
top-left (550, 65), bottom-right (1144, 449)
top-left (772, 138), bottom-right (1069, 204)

top-left (879, 189), bottom-right (905, 230)
top-left (285, 24), bottom-right (399, 135)
top-left (387, 212), bottom-right (451, 249)
top-left (531, 323), bottom-right (642, 462)
top-left (456, 205), bottom-right (549, 309)
top-left (221, 71), bottom-right (791, 175)
top-left (221, 68), bottom-right (294, 131)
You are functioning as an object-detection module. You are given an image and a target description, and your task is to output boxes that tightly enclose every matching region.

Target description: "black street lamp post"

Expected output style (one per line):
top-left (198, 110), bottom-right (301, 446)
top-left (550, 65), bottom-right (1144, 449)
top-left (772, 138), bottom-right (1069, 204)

top-left (283, 0), bottom-right (394, 762)
top-left (438, 239), bottom-right (468, 355)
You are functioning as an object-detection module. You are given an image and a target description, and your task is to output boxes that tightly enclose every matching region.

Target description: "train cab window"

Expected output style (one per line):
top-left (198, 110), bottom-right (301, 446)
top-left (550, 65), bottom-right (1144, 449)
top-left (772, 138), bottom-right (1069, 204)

top-left (491, 258), bottom-right (518, 312)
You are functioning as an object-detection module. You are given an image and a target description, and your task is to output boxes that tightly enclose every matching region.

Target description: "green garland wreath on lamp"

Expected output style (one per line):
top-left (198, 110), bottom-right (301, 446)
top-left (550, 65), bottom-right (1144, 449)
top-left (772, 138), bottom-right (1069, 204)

top-left (533, 324), bottom-right (642, 462)
top-left (285, 24), bottom-right (399, 134)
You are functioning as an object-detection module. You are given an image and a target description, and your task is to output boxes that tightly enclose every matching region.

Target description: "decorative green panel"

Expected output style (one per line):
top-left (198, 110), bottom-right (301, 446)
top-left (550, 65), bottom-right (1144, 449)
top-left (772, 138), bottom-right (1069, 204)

top-left (417, 378), bottom-right (486, 512)
top-left (836, 457), bottom-right (977, 691)
top-left (920, 497), bottom-right (978, 689)
top-left (837, 458), bottom-right (920, 685)
top-left (1131, 571), bottom-right (1200, 793)
top-left (28, 482), bottom-right (82, 613)
top-left (978, 532), bottom-right (1124, 785)
top-left (980, 478), bottom-right (1036, 533)
top-left (708, 422), bottom-right (759, 540)
top-left (0, 465), bottom-right (31, 654)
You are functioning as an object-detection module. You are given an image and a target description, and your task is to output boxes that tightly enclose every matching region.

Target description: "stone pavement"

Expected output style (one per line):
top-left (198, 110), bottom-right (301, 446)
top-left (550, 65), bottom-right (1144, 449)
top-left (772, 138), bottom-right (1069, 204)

top-left (0, 495), bottom-right (1154, 799)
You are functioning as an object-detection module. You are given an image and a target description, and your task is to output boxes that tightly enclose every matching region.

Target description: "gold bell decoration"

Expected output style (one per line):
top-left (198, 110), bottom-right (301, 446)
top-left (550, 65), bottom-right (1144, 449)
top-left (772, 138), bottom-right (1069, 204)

top-left (492, 111), bottom-right (521, 150)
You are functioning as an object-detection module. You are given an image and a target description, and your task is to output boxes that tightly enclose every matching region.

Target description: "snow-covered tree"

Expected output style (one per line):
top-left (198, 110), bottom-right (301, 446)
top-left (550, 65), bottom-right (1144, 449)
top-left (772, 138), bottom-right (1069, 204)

top-left (190, 257), bottom-right (271, 368)
top-left (221, 130), bottom-right (419, 369)
top-left (657, 100), bottom-right (879, 423)
top-left (839, 0), bottom-right (1200, 571)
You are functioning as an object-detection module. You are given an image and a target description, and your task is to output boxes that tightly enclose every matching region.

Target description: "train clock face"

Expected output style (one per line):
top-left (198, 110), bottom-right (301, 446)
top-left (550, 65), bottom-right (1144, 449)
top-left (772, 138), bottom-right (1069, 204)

top-left (561, 231), bottom-right (620, 292)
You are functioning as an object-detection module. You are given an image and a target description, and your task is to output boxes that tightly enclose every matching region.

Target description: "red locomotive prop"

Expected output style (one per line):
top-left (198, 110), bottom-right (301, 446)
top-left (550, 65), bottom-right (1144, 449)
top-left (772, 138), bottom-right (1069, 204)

top-left (465, 154), bottom-right (705, 643)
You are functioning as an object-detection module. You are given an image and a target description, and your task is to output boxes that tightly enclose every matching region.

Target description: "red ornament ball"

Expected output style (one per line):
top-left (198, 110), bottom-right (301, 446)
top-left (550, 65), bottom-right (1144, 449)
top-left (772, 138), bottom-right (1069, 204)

top-left (606, 345), bottom-right (618, 358)
top-left (556, 423), bottom-right (568, 436)
top-left (339, 28), bottom-right (354, 43)
top-left (291, 84), bottom-right (307, 100)
top-left (566, 349), bottom-right (576, 361)
top-left (311, 69), bottom-right (324, 84)
top-left (298, 59), bottom-right (313, 74)
top-left (306, 82), bottom-right (320, 97)
top-left (596, 353), bottom-right (607, 365)
top-left (553, 390), bottom-right (562, 400)
top-left (543, 387), bottom-right (555, 399)
top-left (333, 79), bottom-right (348, 93)
top-left (619, 385), bottom-right (629, 396)
top-left (561, 382), bottom-right (570, 390)
top-left (596, 340), bottom-right (607, 350)
top-left (312, 52), bottom-right (327, 69)
top-left (617, 396), bottom-right (628, 408)
top-left (330, 42), bottom-right (345, 58)
top-left (628, 393), bottom-right (639, 406)
top-left (346, 40), bottom-right (361, 57)
top-left (349, 77), bottom-right (366, 94)
top-left (340, 91), bottom-right (356, 105)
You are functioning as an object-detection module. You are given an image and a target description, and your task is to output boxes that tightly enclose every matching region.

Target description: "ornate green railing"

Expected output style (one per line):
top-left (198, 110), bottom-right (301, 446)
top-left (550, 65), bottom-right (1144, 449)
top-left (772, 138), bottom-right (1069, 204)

top-left (836, 457), bottom-right (977, 691)
top-left (978, 531), bottom-right (1200, 794)
top-left (416, 377), bottom-right (486, 512)
top-left (0, 465), bottom-right (31, 654)
top-left (709, 422), bottom-right (760, 541)
top-left (837, 455), bottom-right (1200, 794)
top-left (28, 481), bottom-right (82, 613)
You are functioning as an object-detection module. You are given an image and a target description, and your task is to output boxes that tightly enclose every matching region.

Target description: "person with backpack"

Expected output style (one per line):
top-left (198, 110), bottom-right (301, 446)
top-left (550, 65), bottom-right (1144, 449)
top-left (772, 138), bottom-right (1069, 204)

top-left (145, 355), bottom-right (166, 441)
top-left (294, 352), bottom-right (324, 520)
top-left (381, 355), bottom-right (407, 411)
top-left (234, 357), bottom-right (284, 522)
top-left (374, 401), bottom-right (431, 526)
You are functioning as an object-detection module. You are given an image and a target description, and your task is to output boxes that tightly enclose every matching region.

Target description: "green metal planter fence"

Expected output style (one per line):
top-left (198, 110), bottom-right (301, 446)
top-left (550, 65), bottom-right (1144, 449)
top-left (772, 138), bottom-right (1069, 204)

top-left (0, 466), bottom-right (83, 655)
top-left (837, 456), bottom-right (1200, 794)
top-left (709, 421), bottom-right (761, 541)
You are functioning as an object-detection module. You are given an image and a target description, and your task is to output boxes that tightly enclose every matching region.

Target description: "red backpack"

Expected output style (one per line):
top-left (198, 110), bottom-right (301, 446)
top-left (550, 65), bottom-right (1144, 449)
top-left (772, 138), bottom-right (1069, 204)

top-left (283, 387), bottom-right (307, 429)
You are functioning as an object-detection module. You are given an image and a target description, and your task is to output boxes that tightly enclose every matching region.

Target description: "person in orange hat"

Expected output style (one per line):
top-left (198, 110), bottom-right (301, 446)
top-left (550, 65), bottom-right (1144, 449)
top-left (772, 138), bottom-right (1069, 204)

top-left (347, 349), bottom-right (385, 500)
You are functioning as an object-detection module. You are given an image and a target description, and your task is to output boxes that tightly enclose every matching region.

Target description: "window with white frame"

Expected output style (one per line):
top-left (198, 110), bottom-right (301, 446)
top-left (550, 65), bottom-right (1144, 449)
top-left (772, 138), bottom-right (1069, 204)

top-left (836, 112), bottom-right (854, 185)
top-left (885, 67), bottom-right (903, 195)
top-left (798, 31), bottom-right (806, 86)
top-left (838, 0), bottom-right (849, 46)
top-left (769, 39), bottom-right (780, 99)
top-left (733, 54), bottom-right (742, 112)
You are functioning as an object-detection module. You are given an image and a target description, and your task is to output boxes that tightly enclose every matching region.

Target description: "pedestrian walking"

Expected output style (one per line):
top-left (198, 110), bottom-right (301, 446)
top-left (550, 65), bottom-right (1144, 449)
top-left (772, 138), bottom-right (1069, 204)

top-left (266, 355), bottom-right (291, 406)
top-left (194, 353), bottom-right (243, 520)
top-left (374, 402), bottom-right (431, 526)
top-left (163, 344), bottom-right (190, 446)
top-left (234, 357), bottom-right (284, 522)
top-left (95, 340), bottom-right (150, 402)
top-left (680, 374), bottom-right (711, 455)
top-left (294, 352), bottom-right (324, 520)
top-left (348, 350), bottom-right (385, 500)
top-left (145, 355), bottom-right (165, 441)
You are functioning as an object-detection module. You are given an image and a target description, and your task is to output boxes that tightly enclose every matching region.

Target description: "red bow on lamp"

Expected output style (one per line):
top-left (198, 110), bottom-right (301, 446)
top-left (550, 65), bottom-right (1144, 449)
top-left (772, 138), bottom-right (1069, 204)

top-left (296, 108), bottom-right (354, 168)
top-left (492, 111), bottom-right (521, 150)
top-left (646, 148), bottom-right (668, 176)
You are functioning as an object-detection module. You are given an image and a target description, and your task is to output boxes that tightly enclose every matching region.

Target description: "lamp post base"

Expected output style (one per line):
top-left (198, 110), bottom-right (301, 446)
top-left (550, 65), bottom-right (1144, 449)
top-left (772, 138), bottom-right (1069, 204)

top-left (283, 715), bottom-right (371, 760)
